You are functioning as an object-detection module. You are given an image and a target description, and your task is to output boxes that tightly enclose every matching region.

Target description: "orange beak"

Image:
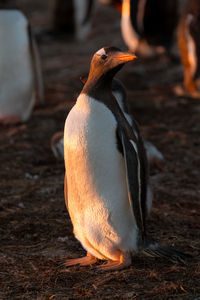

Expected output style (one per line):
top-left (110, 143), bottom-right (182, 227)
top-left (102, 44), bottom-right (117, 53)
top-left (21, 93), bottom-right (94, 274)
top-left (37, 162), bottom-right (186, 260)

top-left (114, 52), bottom-right (137, 62)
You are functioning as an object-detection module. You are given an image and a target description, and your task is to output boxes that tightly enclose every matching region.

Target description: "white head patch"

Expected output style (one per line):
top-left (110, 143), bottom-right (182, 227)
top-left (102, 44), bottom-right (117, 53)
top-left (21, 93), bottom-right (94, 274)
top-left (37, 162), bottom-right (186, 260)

top-left (96, 48), bottom-right (106, 56)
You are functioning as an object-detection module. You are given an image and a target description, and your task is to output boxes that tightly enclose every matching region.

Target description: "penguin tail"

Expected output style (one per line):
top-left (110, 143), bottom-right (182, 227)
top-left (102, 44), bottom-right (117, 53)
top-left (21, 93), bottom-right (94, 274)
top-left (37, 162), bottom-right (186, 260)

top-left (141, 236), bottom-right (192, 264)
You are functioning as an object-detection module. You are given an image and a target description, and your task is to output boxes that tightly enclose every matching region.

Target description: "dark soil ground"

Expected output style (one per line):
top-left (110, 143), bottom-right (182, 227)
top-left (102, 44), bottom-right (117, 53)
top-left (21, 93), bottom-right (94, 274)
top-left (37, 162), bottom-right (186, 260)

top-left (0, 1), bottom-right (200, 299)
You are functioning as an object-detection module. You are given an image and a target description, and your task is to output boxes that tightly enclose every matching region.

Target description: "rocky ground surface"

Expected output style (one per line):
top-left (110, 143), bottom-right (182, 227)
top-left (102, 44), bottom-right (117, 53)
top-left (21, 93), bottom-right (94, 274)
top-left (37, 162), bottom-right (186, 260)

top-left (0, 1), bottom-right (200, 299)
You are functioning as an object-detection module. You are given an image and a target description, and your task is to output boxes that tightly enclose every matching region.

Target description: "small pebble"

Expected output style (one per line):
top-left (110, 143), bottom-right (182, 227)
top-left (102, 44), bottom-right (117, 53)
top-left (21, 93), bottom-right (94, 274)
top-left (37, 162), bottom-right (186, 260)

top-left (25, 173), bottom-right (39, 179)
top-left (57, 236), bottom-right (69, 242)
top-left (123, 291), bottom-right (136, 299)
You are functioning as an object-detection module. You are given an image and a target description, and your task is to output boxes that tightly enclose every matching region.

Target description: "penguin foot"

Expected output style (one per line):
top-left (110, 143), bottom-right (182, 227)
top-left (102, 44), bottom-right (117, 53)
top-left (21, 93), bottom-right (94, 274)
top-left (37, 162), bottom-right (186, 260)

top-left (96, 252), bottom-right (132, 271)
top-left (184, 79), bottom-right (200, 99)
top-left (173, 84), bottom-right (200, 99)
top-left (65, 252), bottom-right (97, 267)
top-left (136, 40), bottom-right (165, 58)
top-left (187, 90), bottom-right (200, 99)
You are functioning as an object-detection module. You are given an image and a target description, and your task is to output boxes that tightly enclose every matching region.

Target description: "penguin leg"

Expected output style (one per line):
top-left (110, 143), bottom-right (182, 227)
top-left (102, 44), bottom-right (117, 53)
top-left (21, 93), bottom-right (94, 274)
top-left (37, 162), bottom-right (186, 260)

top-left (97, 251), bottom-right (132, 271)
top-left (65, 252), bottom-right (97, 267)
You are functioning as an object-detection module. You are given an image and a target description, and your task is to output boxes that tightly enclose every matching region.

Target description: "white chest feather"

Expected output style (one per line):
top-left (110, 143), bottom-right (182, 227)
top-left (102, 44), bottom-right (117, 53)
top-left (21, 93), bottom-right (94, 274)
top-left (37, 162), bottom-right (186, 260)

top-left (64, 94), bottom-right (138, 260)
top-left (0, 10), bottom-right (34, 121)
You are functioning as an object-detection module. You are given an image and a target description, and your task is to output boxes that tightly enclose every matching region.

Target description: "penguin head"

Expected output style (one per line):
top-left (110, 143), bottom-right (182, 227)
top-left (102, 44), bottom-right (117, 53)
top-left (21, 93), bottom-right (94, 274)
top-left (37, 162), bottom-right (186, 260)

top-left (88, 46), bottom-right (136, 81)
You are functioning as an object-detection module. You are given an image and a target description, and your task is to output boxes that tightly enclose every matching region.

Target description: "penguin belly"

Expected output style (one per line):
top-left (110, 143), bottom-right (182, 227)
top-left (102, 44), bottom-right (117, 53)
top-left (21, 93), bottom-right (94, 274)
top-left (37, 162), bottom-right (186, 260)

top-left (0, 10), bottom-right (34, 122)
top-left (64, 94), bottom-right (138, 261)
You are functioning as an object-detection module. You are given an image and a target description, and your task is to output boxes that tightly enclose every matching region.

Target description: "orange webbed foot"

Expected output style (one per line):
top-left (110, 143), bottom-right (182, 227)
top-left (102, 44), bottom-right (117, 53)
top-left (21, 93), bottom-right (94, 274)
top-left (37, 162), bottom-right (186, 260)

top-left (65, 252), bottom-right (97, 267)
top-left (96, 252), bottom-right (132, 271)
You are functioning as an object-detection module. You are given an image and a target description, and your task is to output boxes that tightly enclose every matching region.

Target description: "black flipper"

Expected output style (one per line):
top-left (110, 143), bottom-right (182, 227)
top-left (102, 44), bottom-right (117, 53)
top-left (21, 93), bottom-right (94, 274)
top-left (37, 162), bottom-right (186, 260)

top-left (118, 127), bottom-right (145, 235)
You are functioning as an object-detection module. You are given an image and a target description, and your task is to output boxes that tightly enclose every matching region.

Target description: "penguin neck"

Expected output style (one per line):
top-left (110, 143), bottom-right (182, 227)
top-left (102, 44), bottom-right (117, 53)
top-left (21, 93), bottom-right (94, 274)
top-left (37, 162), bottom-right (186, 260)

top-left (82, 72), bottom-right (114, 107)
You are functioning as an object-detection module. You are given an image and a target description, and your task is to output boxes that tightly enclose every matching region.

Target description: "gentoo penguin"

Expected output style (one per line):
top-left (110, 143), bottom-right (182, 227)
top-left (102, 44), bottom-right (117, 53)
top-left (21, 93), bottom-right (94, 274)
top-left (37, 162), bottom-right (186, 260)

top-left (51, 0), bottom-right (94, 41)
top-left (0, 9), bottom-right (43, 124)
top-left (63, 47), bottom-right (190, 270)
top-left (121, 0), bottom-right (178, 56)
top-left (51, 77), bottom-right (164, 167)
top-left (177, 0), bottom-right (200, 98)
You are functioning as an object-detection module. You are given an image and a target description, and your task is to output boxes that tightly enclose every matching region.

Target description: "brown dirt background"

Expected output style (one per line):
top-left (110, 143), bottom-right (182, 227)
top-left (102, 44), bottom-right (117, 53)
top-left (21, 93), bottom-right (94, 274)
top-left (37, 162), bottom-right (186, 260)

top-left (0, 1), bottom-right (200, 299)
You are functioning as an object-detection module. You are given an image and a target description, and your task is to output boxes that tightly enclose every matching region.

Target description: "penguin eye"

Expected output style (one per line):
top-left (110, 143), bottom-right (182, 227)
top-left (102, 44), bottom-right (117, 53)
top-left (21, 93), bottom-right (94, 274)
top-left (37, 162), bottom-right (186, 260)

top-left (101, 54), bottom-right (108, 60)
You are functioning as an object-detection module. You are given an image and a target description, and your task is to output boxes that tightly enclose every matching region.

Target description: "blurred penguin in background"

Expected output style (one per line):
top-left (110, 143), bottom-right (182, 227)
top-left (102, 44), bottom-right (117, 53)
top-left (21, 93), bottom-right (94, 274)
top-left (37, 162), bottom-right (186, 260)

top-left (121, 0), bottom-right (179, 57)
top-left (119, 0), bottom-right (200, 97)
top-left (0, 9), bottom-right (43, 124)
top-left (51, 0), bottom-right (94, 41)
top-left (51, 0), bottom-right (122, 40)
top-left (178, 0), bottom-right (200, 98)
